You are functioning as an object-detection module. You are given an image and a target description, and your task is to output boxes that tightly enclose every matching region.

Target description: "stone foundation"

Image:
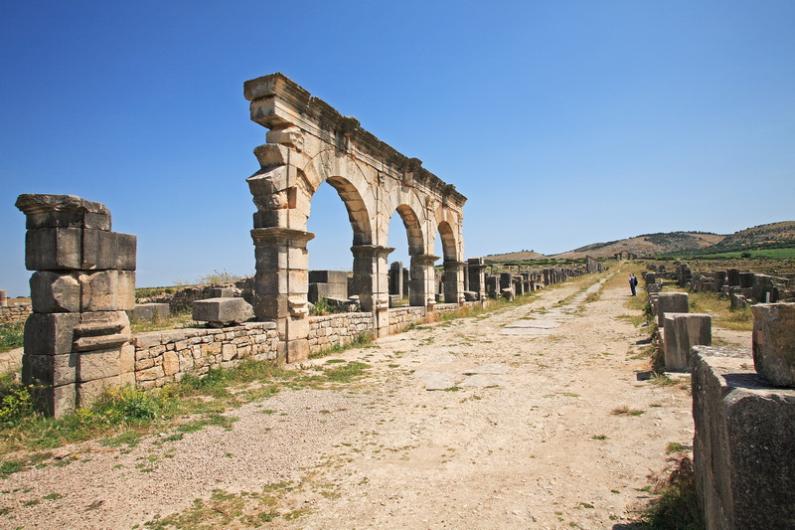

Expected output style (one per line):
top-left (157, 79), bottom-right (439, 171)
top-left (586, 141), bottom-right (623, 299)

top-left (662, 313), bottom-right (711, 371)
top-left (691, 346), bottom-right (795, 529)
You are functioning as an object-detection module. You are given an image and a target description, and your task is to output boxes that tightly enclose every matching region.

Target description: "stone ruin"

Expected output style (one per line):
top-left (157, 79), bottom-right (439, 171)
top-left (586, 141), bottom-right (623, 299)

top-left (690, 302), bottom-right (795, 529)
top-left (10, 73), bottom-right (491, 416)
top-left (15, 194), bottom-right (137, 417)
top-left (244, 73), bottom-right (467, 361)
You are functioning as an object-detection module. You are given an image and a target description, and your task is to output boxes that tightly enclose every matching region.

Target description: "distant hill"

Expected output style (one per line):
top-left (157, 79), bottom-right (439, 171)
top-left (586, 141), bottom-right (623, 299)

top-left (484, 221), bottom-right (795, 263)
top-left (703, 221), bottom-right (795, 252)
top-left (553, 231), bottom-right (726, 259)
top-left (484, 250), bottom-right (546, 262)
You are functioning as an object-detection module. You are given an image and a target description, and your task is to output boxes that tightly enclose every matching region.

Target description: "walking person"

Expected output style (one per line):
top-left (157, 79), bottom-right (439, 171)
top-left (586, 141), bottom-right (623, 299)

top-left (629, 273), bottom-right (638, 296)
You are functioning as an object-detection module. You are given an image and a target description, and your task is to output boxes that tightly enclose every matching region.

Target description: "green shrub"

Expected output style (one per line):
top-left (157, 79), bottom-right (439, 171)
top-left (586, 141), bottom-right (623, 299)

top-left (0, 373), bottom-right (33, 427)
top-left (91, 386), bottom-right (172, 424)
top-left (0, 322), bottom-right (24, 353)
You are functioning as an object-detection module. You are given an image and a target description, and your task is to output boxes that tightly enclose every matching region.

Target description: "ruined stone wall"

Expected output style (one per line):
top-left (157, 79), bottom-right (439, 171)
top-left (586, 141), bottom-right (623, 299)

top-left (388, 306), bottom-right (427, 334)
top-left (132, 322), bottom-right (280, 389)
top-left (308, 312), bottom-right (374, 355)
top-left (0, 304), bottom-right (32, 324)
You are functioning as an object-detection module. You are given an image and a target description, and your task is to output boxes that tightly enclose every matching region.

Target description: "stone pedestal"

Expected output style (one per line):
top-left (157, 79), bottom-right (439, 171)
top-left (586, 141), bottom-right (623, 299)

top-left (443, 260), bottom-right (465, 305)
top-left (691, 347), bottom-right (795, 530)
top-left (656, 292), bottom-right (689, 328)
top-left (0, 289), bottom-right (6, 307)
top-left (16, 194), bottom-right (136, 417)
top-left (411, 254), bottom-right (438, 309)
top-left (663, 312), bottom-right (711, 371)
top-left (251, 227), bottom-right (313, 363)
top-left (752, 303), bottom-right (795, 387)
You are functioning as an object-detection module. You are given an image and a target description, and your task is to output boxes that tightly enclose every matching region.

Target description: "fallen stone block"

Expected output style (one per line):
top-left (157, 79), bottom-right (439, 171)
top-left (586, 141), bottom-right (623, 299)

top-left (128, 303), bottom-right (170, 323)
top-left (192, 297), bottom-right (254, 326)
top-left (752, 302), bottom-right (795, 387)
top-left (691, 347), bottom-right (795, 529)
top-left (463, 290), bottom-right (478, 301)
top-left (663, 312), bottom-right (711, 371)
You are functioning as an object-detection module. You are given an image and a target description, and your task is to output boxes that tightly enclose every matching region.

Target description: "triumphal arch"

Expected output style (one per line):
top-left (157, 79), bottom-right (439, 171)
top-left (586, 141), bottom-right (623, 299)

top-left (243, 73), bottom-right (467, 361)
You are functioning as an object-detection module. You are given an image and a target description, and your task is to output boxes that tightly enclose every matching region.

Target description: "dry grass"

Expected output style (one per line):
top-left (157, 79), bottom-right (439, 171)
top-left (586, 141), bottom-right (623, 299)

top-left (687, 291), bottom-right (752, 331)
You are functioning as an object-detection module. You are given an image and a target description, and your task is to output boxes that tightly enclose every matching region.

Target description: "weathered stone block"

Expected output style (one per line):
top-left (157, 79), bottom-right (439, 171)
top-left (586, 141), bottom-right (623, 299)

top-left (691, 347), bottom-right (795, 529)
top-left (286, 338), bottom-right (309, 363)
top-left (79, 348), bottom-right (122, 382)
top-left (80, 270), bottom-right (135, 311)
top-left (22, 352), bottom-right (77, 386)
top-left (24, 312), bottom-right (81, 355)
top-left (752, 302), bottom-right (795, 387)
top-left (81, 230), bottom-right (137, 270)
top-left (30, 271), bottom-right (80, 313)
top-left (663, 312), bottom-right (711, 371)
top-left (25, 227), bottom-right (82, 271)
top-left (129, 303), bottom-right (170, 323)
top-left (656, 292), bottom-right (689, 328)
top-left (78, 375), bottom-right (122, 406)
top-left (15, 193), bottom-right (112, 231)
top-left (192, 298), bottom-right (254, 326)
top-left (30, 383), bottom-right (76, 419)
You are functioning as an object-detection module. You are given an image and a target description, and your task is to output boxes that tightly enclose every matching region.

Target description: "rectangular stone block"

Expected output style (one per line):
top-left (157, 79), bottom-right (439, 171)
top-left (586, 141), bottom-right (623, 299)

top-left (286, 338), bottom-right (309, 363)
top-left (24, 312), bottom-right (81, 355)
top-left (752, 302), bottom-right (795, 387)
top-left (309, 270), bottom-right (349, 284)
top-left (30, 271), bottom-right (81, 313)
top-left (656, 292), bottom-right (689, 328)
top-left (192, 298), bottom-right (254, 325)
top-left (79, 347), bottom-right (122, 382)
top-left (78, 375), bottom-right (122, 406)
top-left (25, 227), bottom-right (82, 271)
top-left (128, 303), bottom-right (170, 323)
top-left (691, 348), bottom-right (795, 530)
top-left (206, 287), bottom-right (238, 298)
top-left (22, 352), bottom-right (77, 386)
top-left (80, 270), bottom-right (135, 311)
top-left (81, 230), bottom-right (136, 270)
top-left (30, 383), bottom-right (76, 419)
top-left (663, 312), bottom-right (711, 371)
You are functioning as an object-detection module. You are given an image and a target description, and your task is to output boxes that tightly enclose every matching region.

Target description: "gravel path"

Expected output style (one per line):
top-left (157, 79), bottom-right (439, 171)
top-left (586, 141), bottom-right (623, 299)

top-left (2, 274), bottom-right (698, 529)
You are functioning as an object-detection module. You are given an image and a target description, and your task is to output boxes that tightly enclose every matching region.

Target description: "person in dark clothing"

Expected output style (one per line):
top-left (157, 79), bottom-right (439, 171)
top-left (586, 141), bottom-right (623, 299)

top-left (629, 273), bottom-right (638, 296)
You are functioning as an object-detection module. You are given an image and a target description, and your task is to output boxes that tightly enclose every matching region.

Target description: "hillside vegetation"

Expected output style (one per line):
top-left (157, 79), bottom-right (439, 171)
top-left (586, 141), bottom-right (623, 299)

top-left (704, 221), bottom-right (795, 252)
top-left (553, 232), bottom-right (725, 259)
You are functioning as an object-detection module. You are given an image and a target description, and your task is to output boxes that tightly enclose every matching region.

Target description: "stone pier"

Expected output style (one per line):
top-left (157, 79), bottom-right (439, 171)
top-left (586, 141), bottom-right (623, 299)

top-left (467, 257), bottom-right (486, 301)
top-left (16, 194), bottom-right (137, 417)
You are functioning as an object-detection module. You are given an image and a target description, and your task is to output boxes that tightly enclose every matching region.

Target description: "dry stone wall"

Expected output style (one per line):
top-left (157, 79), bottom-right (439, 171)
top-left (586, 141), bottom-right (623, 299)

top-left (132, 322), bottom-right (280, 389)
top-left (0, 303), bottom-right (32, 324)
top-left (307, 312), bottom-right (373, 356)
top-left (388, 306), bottom-right (427, 334)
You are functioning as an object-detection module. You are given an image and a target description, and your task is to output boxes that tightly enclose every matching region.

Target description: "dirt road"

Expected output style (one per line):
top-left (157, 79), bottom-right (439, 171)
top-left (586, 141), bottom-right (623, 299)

top-left (3, 274), bottom-right (696, 529)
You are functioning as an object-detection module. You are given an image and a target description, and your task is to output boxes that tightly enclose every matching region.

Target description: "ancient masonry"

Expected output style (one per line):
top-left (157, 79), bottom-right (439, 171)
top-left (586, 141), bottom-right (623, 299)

top-left (15, 194), bottom-right (137, 417)
top-left (243, 73), bottom-right (467, 362)
top-left (11, 73), bottom-right (603, 418)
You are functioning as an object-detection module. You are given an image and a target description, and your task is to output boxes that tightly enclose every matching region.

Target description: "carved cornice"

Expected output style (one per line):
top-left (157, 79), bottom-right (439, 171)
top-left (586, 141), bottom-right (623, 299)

top-left (244, 73), bottom-right (467, 207)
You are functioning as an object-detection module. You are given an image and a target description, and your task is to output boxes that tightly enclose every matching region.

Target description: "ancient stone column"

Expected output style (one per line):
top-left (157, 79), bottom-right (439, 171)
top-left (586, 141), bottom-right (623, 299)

top-left (352, 245), bottom-right (392, 336)
top-left (443, 260), bottom-right (465, 305)
top-left (0, 289), bottom-right (6, 307)
top-left (410, 254), bottom-right (438, 309)
top-left (467, 257), bottom-right (486, 301)
top-left (16, 194), bottom-right (136, 417)
top-left (251, 228), bottom-right (313, 363)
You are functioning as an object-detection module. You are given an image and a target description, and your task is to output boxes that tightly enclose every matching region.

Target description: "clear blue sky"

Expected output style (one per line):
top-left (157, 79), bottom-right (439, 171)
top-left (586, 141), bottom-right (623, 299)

top-left (2, 0), bottom-right (794, 296)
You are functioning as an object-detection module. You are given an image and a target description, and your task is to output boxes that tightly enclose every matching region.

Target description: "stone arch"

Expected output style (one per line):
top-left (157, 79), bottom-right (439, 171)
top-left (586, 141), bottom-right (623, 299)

top-left (245, 72), bottom-right (467, 360)
top-left (437, 220), bottom-right (458, 262)
top-left (323, 175), bottom-right (373, 246)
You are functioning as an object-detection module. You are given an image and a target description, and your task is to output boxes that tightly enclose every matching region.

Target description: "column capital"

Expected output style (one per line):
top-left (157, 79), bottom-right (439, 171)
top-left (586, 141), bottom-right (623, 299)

top-left (350, 244), bottom-right (394, 259)
top-left (251, 227), bottom-right (315, 246)
top-left (412, 254), bottom-right (440, 265)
